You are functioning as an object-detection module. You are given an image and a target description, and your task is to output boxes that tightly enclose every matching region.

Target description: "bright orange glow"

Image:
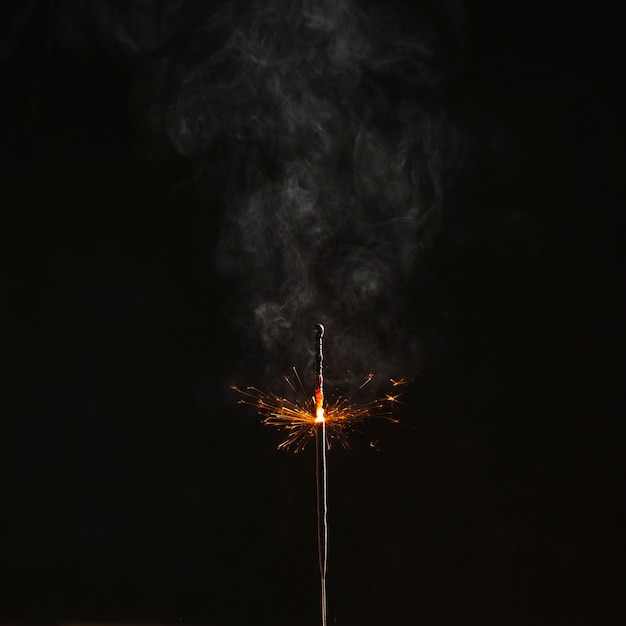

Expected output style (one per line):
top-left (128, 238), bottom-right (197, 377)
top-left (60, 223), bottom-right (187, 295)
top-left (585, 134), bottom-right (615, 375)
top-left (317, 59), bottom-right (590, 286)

top-left (232, 368), bottom-right (407, 452)
top-left (315, 407), bottom-right (325, 423)
top-left (315, 388), bottom-right (325, 423)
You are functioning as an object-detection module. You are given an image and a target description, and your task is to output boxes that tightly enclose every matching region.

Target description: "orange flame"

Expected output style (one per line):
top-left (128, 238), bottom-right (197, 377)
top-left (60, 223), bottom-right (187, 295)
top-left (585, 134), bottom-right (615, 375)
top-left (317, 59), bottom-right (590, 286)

top-left (315, 387), bottom-right (325, 423)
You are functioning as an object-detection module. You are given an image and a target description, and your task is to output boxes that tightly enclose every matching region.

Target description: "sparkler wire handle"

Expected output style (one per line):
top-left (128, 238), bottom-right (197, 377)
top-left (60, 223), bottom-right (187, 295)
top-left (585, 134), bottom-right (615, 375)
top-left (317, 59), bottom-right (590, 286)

top-left (316, 420), bottom-right (328, 626)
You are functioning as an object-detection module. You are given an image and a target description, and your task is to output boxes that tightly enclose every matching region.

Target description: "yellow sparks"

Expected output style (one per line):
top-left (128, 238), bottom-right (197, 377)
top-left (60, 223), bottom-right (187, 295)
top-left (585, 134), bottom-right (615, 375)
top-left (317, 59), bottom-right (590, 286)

top-left (359, 373), bottom-right (374, 389)
top-left (384, 393), bottom-right (401, 403)
top-left (390, 377), bottom-right (409, 387)
top-left (315, 405), bottom-right (325, 423)
top-left (232, 369), bottom-right (407, 452)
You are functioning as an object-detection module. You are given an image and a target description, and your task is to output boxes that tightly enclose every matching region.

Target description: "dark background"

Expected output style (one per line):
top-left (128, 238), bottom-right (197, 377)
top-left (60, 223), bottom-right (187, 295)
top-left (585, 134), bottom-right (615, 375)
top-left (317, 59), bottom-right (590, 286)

top-left (1, 1), bottom-right (624, 624)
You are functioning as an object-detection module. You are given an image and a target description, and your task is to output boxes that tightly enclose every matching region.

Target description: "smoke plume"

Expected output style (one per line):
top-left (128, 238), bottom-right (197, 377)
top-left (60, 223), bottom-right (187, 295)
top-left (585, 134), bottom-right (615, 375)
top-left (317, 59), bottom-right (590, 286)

top-left (54, 0), bottom-right (473, 389)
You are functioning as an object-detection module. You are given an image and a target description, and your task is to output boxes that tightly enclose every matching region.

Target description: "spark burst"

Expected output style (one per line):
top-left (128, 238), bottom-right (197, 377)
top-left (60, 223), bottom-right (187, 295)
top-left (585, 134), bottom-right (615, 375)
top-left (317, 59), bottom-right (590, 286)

top-left (232, 368), bottom-right (407, 451)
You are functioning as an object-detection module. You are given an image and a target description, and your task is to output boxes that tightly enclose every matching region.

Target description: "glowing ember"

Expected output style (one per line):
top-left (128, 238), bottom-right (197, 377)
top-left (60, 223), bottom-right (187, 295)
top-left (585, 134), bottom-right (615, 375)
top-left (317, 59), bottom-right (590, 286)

top-left (315, 405), bottom-right (325, 423)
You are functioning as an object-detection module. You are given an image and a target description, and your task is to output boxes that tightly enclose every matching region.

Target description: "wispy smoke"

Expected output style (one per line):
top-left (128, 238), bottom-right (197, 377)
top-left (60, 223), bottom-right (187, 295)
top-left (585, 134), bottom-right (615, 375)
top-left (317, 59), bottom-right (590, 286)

top-left (54, 0), bottom-right (474, 388)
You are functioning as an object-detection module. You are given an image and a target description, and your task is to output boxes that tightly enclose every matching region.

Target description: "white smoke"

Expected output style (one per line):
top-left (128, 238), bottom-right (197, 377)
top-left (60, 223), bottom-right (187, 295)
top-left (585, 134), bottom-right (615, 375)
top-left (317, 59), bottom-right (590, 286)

top-left (53, 0), bottom-right (476, 389)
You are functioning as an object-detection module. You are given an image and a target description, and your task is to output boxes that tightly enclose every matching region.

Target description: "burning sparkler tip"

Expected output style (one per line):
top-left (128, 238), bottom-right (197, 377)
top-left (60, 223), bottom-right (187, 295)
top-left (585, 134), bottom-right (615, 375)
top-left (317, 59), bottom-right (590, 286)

top-left (232, 326), bottom-right (407, 453)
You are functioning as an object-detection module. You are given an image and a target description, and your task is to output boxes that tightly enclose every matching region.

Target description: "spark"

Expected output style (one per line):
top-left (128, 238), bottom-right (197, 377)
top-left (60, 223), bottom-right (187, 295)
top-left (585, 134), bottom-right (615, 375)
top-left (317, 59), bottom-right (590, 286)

top-left (359, 373), bottom-right (374, 389)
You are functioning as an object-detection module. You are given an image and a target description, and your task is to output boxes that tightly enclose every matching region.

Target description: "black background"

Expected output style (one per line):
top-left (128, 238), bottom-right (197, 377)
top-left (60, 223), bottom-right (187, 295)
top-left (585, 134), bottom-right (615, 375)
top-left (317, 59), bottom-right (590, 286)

top-left (1, 1), bottom-right (624, 624)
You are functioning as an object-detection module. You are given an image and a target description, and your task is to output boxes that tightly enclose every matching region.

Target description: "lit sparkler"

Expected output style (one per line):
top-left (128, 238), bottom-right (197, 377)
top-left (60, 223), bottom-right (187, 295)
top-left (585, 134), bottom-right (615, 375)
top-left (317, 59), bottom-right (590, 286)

top-left (232, 326), bottom-right (407, 626)
top-left (314, 323), bottom-right (328, 626)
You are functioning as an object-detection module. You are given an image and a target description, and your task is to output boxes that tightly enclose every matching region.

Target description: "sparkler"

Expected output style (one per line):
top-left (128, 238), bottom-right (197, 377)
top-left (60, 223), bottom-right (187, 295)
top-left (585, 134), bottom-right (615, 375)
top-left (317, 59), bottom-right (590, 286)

top-left (314, 324), bottom-right (328, 626)
top-left (232, 326), bottom-right (407, 626)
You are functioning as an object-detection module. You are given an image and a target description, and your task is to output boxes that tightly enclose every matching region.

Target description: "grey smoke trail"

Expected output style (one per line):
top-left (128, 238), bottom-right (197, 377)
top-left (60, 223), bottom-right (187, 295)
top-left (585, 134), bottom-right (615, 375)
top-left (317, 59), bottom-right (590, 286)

top-left (53, 0), bottom-right (472, 388)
